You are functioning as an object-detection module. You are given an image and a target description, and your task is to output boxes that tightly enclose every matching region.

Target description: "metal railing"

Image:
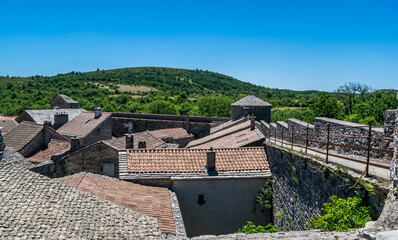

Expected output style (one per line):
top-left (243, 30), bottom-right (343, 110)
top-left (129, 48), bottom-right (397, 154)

top-left (265, 121), bottom-right (394, 177)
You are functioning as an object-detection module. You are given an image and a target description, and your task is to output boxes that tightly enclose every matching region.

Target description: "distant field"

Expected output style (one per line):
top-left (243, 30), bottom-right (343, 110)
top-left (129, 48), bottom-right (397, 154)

top-left (274, 107), bottom-right (304, 110)
top-left (94, 83), bottom-right (158, 93)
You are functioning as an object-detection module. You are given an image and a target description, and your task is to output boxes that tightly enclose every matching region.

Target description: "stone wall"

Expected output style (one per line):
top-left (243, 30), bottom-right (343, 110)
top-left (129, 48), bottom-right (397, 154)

top-left (82, 115), bottom-right (113, 146)
top-left (112, 113), bottom-right (228, 139)
top-left (30, 160), bottom-right (56, 177)
top-left (267, 145), bottom-right (387, 231)
top-left (54, 142), bottom-right (119, 178)
top-left (173, 178), bottom-right (272, 237)
top-left (384, 110), bottom-right (397, 136)
top-left (0, 129), bottom-right (4, 161)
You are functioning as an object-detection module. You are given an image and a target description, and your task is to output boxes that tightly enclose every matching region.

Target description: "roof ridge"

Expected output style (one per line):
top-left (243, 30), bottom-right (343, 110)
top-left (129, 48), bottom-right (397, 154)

top-left (126, 146), bottom-right (264, 153)
top-left (75, 172), bottom-right (87, 189)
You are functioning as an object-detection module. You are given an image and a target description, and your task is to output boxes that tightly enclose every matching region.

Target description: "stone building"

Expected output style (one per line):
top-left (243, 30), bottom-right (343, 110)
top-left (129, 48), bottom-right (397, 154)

top-left (50, 94), bottom-right (79, 109)
top-left (119, 147), bottom-right (271, 237)
top-left (3, 121), bottom-right (68, 158)
top-left (150, 128), bottom-right (194, 147)
top-left (0, 116), bottom-right (18, 135)
top-left (231, 95), bottom-right (272, 123)
top-left (57, 109), bottom-right (112, 147)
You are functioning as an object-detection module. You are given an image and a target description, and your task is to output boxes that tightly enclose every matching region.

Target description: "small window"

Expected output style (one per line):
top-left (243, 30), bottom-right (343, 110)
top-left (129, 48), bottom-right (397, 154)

top-left (103, 163), bottom-right (115, 176)
top-left (197, 194), bottom-right (205, 205)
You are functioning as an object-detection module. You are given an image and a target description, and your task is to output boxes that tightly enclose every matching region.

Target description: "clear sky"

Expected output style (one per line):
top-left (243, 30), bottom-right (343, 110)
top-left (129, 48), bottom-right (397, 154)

top-left (0, 1), bottom-right (397, 91)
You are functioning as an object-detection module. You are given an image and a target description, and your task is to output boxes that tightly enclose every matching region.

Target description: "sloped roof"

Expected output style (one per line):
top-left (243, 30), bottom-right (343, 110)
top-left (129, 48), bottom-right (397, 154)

top-left (150, 128), bottom-right (192, 139)
top-left (17, 108), bottom-right (85, 125)
top-left (57, 172), bottom-right (176, 234)
top-left (57, 94), bottom-right (78, 104)
top-left (105, 131), bottom-right (165, 150)
top-left (231, 95), bottom-right (271, 107)
top-left (57, 111), bottom-right (111, 138)
top-left (3, 122), bottom-right (43, 152)
top-left (187, 120), bottom-right (264, 149)
top-left (0, 118), bottom-right (18, 134)
top-left (124, 147), bottom-right (268, 174)
top-left (0, 159), bottom-right (161, 239)
top-left (27, 139), bottom-right (70, 163)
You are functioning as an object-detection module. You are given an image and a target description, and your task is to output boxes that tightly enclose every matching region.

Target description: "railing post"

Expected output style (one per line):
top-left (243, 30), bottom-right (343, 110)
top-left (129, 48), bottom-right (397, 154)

top-left (366, 120), bottom-right (372, 177)
top-left (274, 128), bottom-right (277, 144)
top-left (305, 124), bottom-right (309, 154)
top-left (268, 127), bottom-right (271, 143)
top-left (326, 124), bottom-right (330, 164)
top-left (281, 128), bottom-right (284, 148)
top-left (291, 126), bottom-right (294, 150)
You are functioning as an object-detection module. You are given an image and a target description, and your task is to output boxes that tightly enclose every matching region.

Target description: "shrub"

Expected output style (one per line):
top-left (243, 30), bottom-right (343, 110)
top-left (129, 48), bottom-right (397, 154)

top-left (256, 180), bottom-right (273, 209)
top-left (237, 221), bottom-right (278, 234)
top-left (308, 194), bottom-right (371, 231)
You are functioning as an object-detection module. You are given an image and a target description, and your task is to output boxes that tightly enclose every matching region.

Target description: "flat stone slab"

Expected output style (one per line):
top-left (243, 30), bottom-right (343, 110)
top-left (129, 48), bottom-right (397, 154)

top-left (376, 231), bottom-right (398, 240)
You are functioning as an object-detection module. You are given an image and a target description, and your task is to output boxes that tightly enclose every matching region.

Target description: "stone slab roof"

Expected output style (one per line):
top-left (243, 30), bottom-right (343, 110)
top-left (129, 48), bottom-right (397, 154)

top-left (121, 147), bottom-right (268, 177)
top-left (187, 120), bottom-right (264, 149)
top-left (17, 108), bottom-right (85, 125)
top-left (57, 111), bottom-right (112, 138)
top-left (57, 172), bottom-right (176, 234)
top-left (210, 116), bottom-right (249, 134)
top-left (231, 95), bottom-right (272, 107)
top-left (0, 158), bottom-right (161, 239)
top-left (105, 131), bottom-right (165, 150)
top-left (27, 139), bottom-right (70, 163)
top-left (150, 128), bottom-right (192, 139)
top-left (0, 118), bottom-right (18, 134)
top-left (3, 122), bottom-right (43, 152)
top-left (57, 94), bottom-right (78, 104)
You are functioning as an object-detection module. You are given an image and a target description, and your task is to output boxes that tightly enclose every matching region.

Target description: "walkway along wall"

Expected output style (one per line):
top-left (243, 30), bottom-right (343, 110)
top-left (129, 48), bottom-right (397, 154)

top-left (266, 145), bottom-right (388, 231)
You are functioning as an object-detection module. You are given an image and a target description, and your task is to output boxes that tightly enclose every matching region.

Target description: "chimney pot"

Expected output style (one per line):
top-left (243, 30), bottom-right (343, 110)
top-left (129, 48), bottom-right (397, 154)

top-left (206, 147), bottom-right (216, 171)
top-left (250, 115), bottom-right (256, 130)
top-left (94, 107), bottom-right (102, 119)
top-left (125, 133), bottom-right (134, 149)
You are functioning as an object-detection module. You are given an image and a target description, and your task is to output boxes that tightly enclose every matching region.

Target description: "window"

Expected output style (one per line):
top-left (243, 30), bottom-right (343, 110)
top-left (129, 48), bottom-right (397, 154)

top-left (103, 163), bottom-right (115, 176)
top-left (197, 194), bottom-right (205, 205)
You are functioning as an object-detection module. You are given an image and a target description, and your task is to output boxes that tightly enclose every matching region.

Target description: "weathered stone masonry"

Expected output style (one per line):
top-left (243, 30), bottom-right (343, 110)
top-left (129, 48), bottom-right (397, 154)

top-left (266, 145), bottom-right (387, 231)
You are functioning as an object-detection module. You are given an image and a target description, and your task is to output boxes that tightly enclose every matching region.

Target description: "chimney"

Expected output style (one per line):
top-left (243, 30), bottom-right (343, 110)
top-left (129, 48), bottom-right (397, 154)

top-left (70, 137), bottom-right (82, 152)
top-left (54, 113), bottom-right (69, 130)
top-left (206, 147), bottom-right (216, 171)
top-left (138, 141), bottom-right (146, 149)
top-left (185, 112), bottom-right (190, 131)
top-left (125, 133), bottom-right (134, 149)
top-left (42, 121), bottom-right (51, 149)
top-left (250, 115), bottom-right (256, 131)
top-left (94, 107), bottom-right (102, 119)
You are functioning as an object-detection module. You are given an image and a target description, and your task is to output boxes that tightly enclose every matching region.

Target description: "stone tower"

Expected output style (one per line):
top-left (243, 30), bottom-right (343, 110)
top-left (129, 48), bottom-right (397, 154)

top-left (231, 95), bottom-right (272, 123)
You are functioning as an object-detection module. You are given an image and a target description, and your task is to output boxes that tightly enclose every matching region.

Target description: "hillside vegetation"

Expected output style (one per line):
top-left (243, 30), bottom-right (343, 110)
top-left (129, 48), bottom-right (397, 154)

top-left (0, 67), bottom-right (396, 125)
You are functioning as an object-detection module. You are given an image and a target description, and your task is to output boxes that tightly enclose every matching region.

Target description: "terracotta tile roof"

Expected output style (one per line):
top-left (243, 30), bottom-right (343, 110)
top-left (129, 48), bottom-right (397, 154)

top-left (0, 118), bottom-right (18, 134)
top-left (27, 139), bottom-right (70, 163)
top-left (3, 122), bottom-right (43, 151)
top-left (231, 95), bottom-right (272, 106)
top-left (187, 120), bottom-right (264, 149)
top-left (125, 147), bottom-right (268, 174)
top-left (57, 111), bottom-right (111, 138)
top-left (0, 116), bottom-right (17, 120)
top-left (57, 173), bottom-right (176, 234)
top-left (105, 131), bottom-right (165, 150)
top-left (150, 128), bottom-right (192, 139)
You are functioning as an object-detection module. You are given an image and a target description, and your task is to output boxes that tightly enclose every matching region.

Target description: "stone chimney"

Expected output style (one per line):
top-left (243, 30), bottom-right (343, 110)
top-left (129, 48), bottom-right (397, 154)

top-left (70, 137), bottom-right (82, 152)
top-left (54, 113), bottom-right (69, 130)
top-left (250, 115), bottom-right (256, 131)
top-left (206, 147), bottom-right (216, 171)
top-left (42, 121), bottom-right (51, 149)
top-left (125, 133), bottom-right (134, 149)
top-left (138, 141), bottom-right (146, 149)
top-left (94, 107), bottom-right (102, 119)
top-left (185, 112), bottom-right (190, 131)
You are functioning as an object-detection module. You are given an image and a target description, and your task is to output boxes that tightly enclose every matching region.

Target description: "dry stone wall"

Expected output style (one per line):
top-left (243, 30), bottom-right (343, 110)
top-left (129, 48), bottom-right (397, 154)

top-left (267, 145), bottom-right (387, 231)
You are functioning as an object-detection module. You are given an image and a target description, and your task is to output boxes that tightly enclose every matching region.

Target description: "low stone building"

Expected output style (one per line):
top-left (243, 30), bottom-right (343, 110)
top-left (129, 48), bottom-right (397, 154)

top-left (57, 109), bottom-right (112, 147)
top-left (3, 121), bottom-right (68, 158)
top-left (150, 128), bottom-right (194, 147)
top-left (231, 95), bottom-right (272, 123)
top-left (16, 109), bottom-right (85, 129)
top-left (0, 116), bottom-right (18, 135)
top-left (119, 147), bottom-right (271, 237)
top-left (50, 94), bottom-right (79, 109)
top-left (105, 130), bottom-right (166, 150)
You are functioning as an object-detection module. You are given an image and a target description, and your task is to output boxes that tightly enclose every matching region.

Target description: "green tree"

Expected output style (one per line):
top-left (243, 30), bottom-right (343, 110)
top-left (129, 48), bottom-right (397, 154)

top-left (197, 96), bottom-right (233, 117)
top-left (310, 94), bottom-right (342, 118)
top-left (147, 100), bottom-right (178, 115)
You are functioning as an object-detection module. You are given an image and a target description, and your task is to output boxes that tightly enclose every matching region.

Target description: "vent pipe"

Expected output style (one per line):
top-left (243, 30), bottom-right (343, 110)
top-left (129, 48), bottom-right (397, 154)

top-left (94, 107), bottom-right (102, 119)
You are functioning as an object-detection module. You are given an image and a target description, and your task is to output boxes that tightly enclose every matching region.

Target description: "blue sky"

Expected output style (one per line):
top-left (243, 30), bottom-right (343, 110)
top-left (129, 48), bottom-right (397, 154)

top-left (0, 1), bottom-right (397, 91)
